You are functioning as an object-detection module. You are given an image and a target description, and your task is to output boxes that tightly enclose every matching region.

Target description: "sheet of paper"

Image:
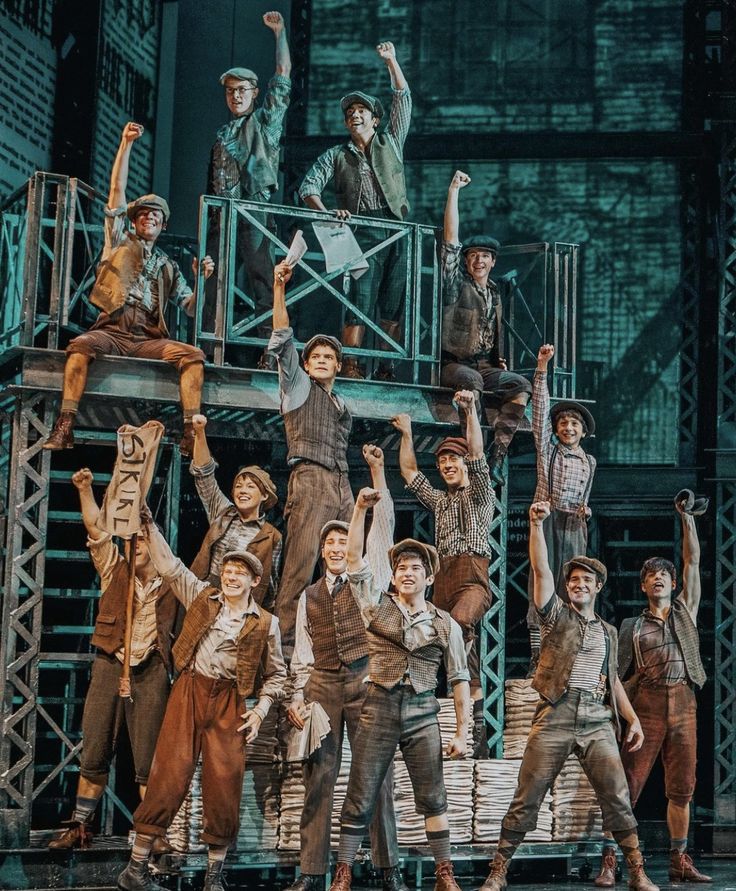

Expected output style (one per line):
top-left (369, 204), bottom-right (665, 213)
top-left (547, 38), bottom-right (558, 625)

top-left (312, 220), bottom-right (369, 280)
top-left (284, 229), bottom-right (308, 267)
top-left (285, 701), bottom-right (332, 762)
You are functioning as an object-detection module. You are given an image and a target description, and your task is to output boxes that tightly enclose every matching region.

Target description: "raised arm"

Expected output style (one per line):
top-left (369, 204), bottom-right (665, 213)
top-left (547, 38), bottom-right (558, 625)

top-left (377, 40), bottom-right (407, 91)
top-left (141, 517), bottom-right (205, 608)
top-left (454, 389), bottom-right (482, 459)
top-left (72, 468), bottom-right (103, 541)
top-left (108, 122), bottom-right (144, 208)
top-left (390, 413), bottom-right (419, 484)
top-left (444, 170), bottom-right (470, 245)
top-left (191, 413), bottom-right (213, 467)
top-left (529, 501), bottom-right (555, 611)
top-left (263, 11), bottom-right (291, 77)
top-left (272, 260), bottom-right (293, 329)
top-left (347, 487), bottom-right (381, 573)
top-left (533, 344), bottom-right (554, 455)
top-left (363, 445), bottom-right (395, 592)
top-left (676, 499), bottom-right (702, 617)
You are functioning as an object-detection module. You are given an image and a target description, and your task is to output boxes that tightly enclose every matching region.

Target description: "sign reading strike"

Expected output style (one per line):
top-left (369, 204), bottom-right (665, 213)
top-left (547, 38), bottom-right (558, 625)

top-left (97, 420), bottom-right (164, 538)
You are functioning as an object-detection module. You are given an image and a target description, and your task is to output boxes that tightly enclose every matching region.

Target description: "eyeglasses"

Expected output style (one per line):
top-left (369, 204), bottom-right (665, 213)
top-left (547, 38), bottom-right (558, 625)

top-left (225, 86), bottom-right (256, 97)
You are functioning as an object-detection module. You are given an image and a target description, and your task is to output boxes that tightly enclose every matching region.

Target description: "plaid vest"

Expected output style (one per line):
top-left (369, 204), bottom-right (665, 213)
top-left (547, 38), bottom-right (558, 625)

top-left (333, 134), bottom-right (409, 220)
top-left (90, 559), bottom-right (179, 670)
top-left (282, 380), bottom-right (351, 471)
top-left (305, 576), bottom-right (368, 670)
top-left (367, 595), bottom-right (450, 694)
top-left (172, 588), bottom-right (272, 697)
top-left (618, 596), bottom-right (706, 689)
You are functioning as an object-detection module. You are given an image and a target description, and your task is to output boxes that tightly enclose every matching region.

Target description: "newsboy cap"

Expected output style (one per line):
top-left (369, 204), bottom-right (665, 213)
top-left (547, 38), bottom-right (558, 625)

top-left (126, 194), bottom-right (170, 223)
top-left (320, 520), bottom-right (350, 546)
top-left (563, 555), bottom-right (607, 587)
top-left (233, 465), bottom-right (278, 510)
top-left (389, 539), bottom-right (440, 579)
top-left (221, 550), bottom-right (264, 578)
top-left (340, 91), bottom-right (385, 120)
top-left (302, 334), bottom-right (343, 362)
top-left (550, 400), bottom-right (596, 436)
top-left (435, 437), bottom-right (469, 458)
top-left (220, 67), bottom-right (258, 85)
top-left (462, 235), bottom-right (501, 255)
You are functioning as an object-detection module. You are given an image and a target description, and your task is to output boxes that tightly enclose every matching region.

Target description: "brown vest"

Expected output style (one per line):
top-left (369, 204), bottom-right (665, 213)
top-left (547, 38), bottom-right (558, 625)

top-left (305, 576), bottom-right (369, 670)
top-left (533, 602), bottom-right (620, 734)
top-left (90, 559), bottom-right (179, 670)
top-left (90, 233), bottom-right (176, 335)
top-left (282, 380), bottom-right (352, 471)
top-left (367, 595), bottom-right (451, 694)
top-left (171, 588), bottom-right (273, 697)
top-left (189, 508), bottom-right (281, 606)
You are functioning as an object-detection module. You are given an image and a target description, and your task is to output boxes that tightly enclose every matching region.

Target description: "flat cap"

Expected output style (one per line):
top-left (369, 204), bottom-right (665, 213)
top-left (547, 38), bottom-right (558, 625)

top-left (126, 194), bottom-right (170, 223)
top-left (233, 465), bottom-right (278, 510)
top-left (320, 520), bottom-right (350, 545)
top-left (340, 91), bottom-right (384, 120)
top-left (389, 538), bottom-right (440, 579)
top-left (302, 334), bottom-right (343, 362)
top-left (563, 555), bottom-right (607, 587)
top-left (220, 67), bottom-right (258, 85)
top-left (435, 436), bottom-right (469, 458)
top-left (221, 550), bottom-right (264, 579)
top-left (462, 235), bottom-right (501, 255)
top-left (550, 400), bottom-right (596, 436)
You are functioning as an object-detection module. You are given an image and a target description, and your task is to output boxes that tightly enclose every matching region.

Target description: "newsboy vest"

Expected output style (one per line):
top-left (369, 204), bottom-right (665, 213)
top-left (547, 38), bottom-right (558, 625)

top-left (282, 380), bottom-right (352, 471)
top-left (305, 576), bottom-right (368, 669)
top-left (333, 134), bottom-right (409, 221)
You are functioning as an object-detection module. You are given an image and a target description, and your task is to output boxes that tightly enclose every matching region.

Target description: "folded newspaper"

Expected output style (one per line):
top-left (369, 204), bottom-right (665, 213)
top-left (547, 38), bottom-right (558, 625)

top-left (285, 701), bottom-right (332, 762)
top-left (312, 220), bottom-right (369, 280)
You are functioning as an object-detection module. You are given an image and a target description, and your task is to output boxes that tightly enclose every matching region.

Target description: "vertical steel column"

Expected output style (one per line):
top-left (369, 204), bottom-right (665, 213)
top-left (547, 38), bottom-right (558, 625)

top-left (481, 476), bottom-right (507, 757)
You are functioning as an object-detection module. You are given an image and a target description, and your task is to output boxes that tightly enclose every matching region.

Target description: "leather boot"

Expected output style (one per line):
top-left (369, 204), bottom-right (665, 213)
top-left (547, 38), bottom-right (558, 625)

top-left (382, 865), bottom-right (409, 891)
top-left (374, 320), bottom-right (401, 381)
top-left (669, 850), bottom-right (712, 883)
top-left (433, 860), bottom-right (461, 891)
top-left (43, 411), bottom-right (76, 450)
top-left (488, 442), bottom-right (507, 487)
top-left (626, 856), bottom-right (659, 891)
top-left (283, 876), bottom-right (325, 891)
top-left (327, 863), bottom-right (352, 891)
top-left (117, 859), bottom-right (166, 891)
top-left (179, 420), bottom-right (195, 457)
top-left (340, 325), bottom-right (365, 379)
top-left (594, 847), bottom-right (618, 887)
top-left (479, 854), bottom-right (509, 891)
top-left (203, 859), bottom-right (227, 891)
top-left (47, 820), bottom-right (93, 850)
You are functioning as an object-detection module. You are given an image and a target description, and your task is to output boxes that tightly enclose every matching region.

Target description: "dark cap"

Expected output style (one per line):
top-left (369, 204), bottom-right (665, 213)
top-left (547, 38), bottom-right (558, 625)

top-left (435, 436), bottom-right (469, 459)
top-left (233, 465), bottom-right (278, 510)
top-left (221, 550), bottom-right (263, 579)
top-left (550, 400), bottom-right (596, 436)
top-left (220, 67), bottom-right (258, 85)
top-left (320, 520), bottom-right (350, 546)
top-left (302, 334), bottom-right (343, 362)
top-left (340, 91), bottom-right (384, 120)
top-left (126, 194), bottom-right (170, 223)
top-left (389, 538), bottom-right (440, 578)
top-left (563, 555), bottom-right (607, 587)
top-left (462, 235), bottom-right (501, 255)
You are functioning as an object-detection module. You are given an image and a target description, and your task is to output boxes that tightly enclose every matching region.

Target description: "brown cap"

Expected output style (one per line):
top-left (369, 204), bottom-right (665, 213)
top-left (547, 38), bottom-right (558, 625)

top-left (126, 194), bottom-right (170, 223)
top-left (563, 555), bottom-right (607, 587)
top-left (221, 550), bottom-right (263, 579)
top-left (389, 538), bottom-right (440, 578)
top-left (435, 436), bottom-right (469, 458)
top-left (233, 465), bottom-right (278, 510)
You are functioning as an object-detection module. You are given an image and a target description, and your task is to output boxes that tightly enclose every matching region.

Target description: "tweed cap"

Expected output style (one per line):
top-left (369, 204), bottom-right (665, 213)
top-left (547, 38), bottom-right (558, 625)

top-left (563, 555), bottom-right (607, 587)
top-left (550, 400), bottom-right (596, 436)
top-left (389, 538), bottom-right (440, 579)
top-left (233, 465), bottom-right (278, 510)
top-left (435, 436), bottom-right (469, 458)
top-left (126, 194), bottom-right (170, 223)
top-left (302, 334), bottom-right (343, 362)
top-left (221, 550), bottom-right (263, 579)
top-left (462, 235), bottom-right (501, 255)
top-left (220, 67), bottom-right (258, 85)
top-left (320, 520), bottom-right (350, 546)
top-left (341, 91), bottom-right (384, 120)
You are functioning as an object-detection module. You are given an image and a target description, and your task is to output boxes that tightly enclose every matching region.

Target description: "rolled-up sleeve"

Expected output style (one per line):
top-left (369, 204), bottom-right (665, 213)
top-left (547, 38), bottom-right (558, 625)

top-left (298, 145), bottom-right (340, 201)
top-left (441, 240), bottom-right (465, 306)
top-left (268, 326), bottom-right (312, 413)
top-left (257, 75), bottom-right (292, 148)
top-left (444, 616), bottom-right (471, 685)
top-left (347, 560), bottom-right (383, 627)
top-left (253, 615), bottom-right (288, 718)
top-left (406, 471), bottom-right (441, 513)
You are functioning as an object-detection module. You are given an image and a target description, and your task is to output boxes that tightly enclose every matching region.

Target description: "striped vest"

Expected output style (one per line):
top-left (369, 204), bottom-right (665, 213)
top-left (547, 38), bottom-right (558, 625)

top-left (282, 380), bottom-right (351, 471)
top-left (305, 577), bottom-right (368, 670)
top-left (171, 588), bottom-right (273, 697)
top-left (367, 595), bottom-right (451, 694)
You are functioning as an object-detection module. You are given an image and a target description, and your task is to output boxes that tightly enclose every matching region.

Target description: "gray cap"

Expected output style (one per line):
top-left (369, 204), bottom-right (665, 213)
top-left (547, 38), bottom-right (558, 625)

top-left (340, 91), bottom-right (384, 120)
top-left (221, 550), bottom-right (263, 579)
top-left (320, 520), bottom-right (350, 546)
top-left (563, 555), bottom-right (607, 587)
top-left (220, 67), bottom-right (259, 85)
top-left (126, 194), bottom-right (170, 223)
top-left (462, 235), bottom-right (501, 255)
top-left (302, 334), bottom-right (343, 362)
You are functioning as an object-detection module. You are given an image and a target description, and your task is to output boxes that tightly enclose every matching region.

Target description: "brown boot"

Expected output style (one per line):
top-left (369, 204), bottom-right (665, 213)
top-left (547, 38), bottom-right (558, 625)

top-left (179, 420), bottom-right (195, 457)
top-left (479, 854), bottom-right (509, 890)
top-left (627, 856), bottom-right (659, 891)
top-left (669, 851), bottom-right (712, 883)
top-left (43, 411), bottom-right (76, 450)
top-left (594, 847), bottom-right (618, 887)
top-left (433, 860), bottom-right (461, 891)
top-left (327, 863), bottom-right (352, 891)
top-left (47, 820), bottom-right (93, 850)
top-left (340, 324), bottom-right (365, 379)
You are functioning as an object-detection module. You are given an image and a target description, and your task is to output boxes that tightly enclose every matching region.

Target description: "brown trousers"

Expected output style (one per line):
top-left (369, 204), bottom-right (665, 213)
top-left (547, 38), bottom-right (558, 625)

top-left (133, 670), bottom-right (246, 845)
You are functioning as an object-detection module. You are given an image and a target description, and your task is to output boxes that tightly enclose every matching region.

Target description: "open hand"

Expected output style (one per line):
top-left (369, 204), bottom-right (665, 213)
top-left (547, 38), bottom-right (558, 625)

top-left (624, 716), bottom-right (644, 752)
top-left (238, 710), bottom-right (263, 743)
top-left (287, 699), bottom-right (308, 730)
top-left (193, 255), bottom-right (215, 280)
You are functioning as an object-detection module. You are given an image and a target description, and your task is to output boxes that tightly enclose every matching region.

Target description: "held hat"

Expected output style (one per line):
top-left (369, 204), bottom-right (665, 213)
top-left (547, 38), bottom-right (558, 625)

top-left (126, 194), bottom-right (170, 223)
top-left (340, 91), bottom-right (385, 120)
top-left (233, 465), bottom-right (278, 510)
top-left (320, 520), bottom-right (350, 546)
top-left (220, 67), bottom-right (259, 85)
top-left (435, 436), bottom-right (469, 458)
top-left (550, 400), bottom-right (596, 436)
top-left (674, 488), bottom-right (709, 517)
top-left (563, 555), bottom-right (607, 587)
top-left (221, 550), bottom-right (264, 579)
top-left (302, 334), bottom-right (343, 362)
top-left (389, 538), bottom-right (440, 579)
top-left (462, 235), bottom-right (501, 256)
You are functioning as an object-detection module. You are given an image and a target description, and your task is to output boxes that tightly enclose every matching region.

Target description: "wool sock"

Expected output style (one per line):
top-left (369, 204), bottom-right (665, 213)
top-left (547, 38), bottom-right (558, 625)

top-left (496, 827), bottom-right (526, 863)
top-left (130, 832), bottom-right (156, 863)
top-left (61, 399), bottom-right (79, 414)
top-left (336, 825), bottom-right (364, 866)
top-left (426, 828), bottom-right (451, 864)
top-left (670, 837), bottom-right (688, 853)
top-left (71, 794), bottom-right (99, 824)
